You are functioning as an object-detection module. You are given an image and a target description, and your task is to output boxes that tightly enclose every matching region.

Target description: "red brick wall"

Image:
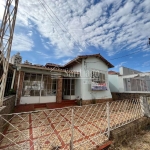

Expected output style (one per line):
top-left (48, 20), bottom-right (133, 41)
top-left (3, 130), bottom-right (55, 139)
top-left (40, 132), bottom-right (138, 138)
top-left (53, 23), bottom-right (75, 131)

top-left (15, 71), bottom-right (24, 105)
top-left (56, 77), bottom-right (62, 103)
top-left (82, 98), bottom-right (113, 105)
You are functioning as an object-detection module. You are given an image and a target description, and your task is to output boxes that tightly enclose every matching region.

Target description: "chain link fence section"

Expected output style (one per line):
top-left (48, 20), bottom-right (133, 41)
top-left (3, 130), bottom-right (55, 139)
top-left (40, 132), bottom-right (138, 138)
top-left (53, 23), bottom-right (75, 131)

top-left (72, 103), bottom-right (109, 149)
top-left (109, 99), bottom-right (144, 130)
top-left (0, 108), bottom-right (72, 150)
top-left (0, 98), bottom-right (144, 150)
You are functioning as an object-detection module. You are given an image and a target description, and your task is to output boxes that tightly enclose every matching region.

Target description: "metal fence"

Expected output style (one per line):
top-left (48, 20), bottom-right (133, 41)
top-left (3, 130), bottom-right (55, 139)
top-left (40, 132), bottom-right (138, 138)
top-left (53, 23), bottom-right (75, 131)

top-left (0, 98), bottom-right (144, 150)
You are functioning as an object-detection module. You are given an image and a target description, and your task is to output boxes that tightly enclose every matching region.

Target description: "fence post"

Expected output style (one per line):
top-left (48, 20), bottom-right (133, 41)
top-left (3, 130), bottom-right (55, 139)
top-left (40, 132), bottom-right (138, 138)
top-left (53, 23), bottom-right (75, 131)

top-left (106, 102), bottom-right (110, 138)
top-left (70, 107), bottom-right (74, 150)
top-left (140, 96), bottom-right (150, 117)
top-left (140, 96), bottom-right (145, 116)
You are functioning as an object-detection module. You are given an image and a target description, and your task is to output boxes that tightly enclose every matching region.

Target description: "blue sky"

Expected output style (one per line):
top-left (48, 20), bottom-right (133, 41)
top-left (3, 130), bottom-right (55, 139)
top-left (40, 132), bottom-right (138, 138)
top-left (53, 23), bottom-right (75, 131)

top-left (0, 0), bottom-right (150, 72)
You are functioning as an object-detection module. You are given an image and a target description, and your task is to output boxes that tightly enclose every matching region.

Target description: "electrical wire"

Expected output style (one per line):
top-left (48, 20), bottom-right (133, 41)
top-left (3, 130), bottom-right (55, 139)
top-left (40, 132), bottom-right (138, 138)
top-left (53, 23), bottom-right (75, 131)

top-left (39, 0), bottom-right (84, 52)
top-left (38, 0), bottom-right (69, 49)
top-left (110, 50), bottom-right (141, 60)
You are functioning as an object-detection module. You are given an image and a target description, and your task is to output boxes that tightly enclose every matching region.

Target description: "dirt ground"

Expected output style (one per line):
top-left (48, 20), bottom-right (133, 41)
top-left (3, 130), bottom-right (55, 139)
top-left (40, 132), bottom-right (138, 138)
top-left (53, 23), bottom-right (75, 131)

top-left (111, 128), bottom-right (150, 150)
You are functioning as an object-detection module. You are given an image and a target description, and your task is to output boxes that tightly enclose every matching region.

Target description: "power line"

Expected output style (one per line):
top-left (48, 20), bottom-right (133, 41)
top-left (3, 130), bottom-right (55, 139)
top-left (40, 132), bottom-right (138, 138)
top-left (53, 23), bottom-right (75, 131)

top-left (38, 0), bottom-right (69, 49)
top-left (39, 0), bottom-right (84, 52)
top-left (110, 50), bottom-right (141, 60)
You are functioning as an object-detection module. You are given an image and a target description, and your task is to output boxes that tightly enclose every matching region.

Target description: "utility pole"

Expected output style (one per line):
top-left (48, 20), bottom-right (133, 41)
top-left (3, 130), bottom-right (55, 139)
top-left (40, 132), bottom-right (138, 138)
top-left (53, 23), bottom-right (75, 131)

top-left (0, 0), bottom-right (19, 106)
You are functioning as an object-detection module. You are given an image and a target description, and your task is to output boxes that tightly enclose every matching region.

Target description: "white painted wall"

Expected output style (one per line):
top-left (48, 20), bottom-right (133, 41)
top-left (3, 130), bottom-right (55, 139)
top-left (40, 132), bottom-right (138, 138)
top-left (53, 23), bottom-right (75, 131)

top-left (63, 95), bottom-right (76, 100)
top-left (108, 75), bottom-right (119, 92)
top-left (79, 57), bottom-right (112, 100)
top-left (20, 96), bottom-right (56, 104)
top-left (120, 67), bottom-right (141, 75)
top-left (69, 63), bottom-right (82, 99)
top-left (40, 96), bottom-right (56, 103)
top-left (108, 73), bottom-right (150, 93)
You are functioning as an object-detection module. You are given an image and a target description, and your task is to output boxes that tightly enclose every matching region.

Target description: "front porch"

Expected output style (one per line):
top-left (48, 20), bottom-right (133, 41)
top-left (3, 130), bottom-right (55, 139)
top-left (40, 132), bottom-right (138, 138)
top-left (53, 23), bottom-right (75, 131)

top-left (14, 100), bottom-right (77, 113)
top-left (15, 64), bottom-right (79, 105)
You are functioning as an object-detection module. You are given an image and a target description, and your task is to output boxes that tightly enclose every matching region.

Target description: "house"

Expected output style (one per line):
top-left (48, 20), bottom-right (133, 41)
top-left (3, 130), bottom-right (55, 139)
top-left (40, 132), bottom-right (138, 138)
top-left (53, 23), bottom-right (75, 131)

top-left (108, 66), bottom-right (150, 93)
top-left (14, 53), bottom-right (114, 105)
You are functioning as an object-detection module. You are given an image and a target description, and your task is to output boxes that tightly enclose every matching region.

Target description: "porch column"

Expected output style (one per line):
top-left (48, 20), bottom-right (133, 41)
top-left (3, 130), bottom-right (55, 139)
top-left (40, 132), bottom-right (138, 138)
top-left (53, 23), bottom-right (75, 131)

top-left (56, 77), bottom-right (62, 103)
top-left (11, 69), bottom-right (16, 89)
top-left (15, 71), bottom-right (24, 105)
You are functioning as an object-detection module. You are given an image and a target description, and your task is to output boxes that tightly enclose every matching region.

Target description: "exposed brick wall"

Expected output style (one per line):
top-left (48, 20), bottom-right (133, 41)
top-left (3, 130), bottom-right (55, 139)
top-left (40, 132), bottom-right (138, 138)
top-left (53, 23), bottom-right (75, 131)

top-left (0, 95), bottom-right (15, 140)
top-left (14, 71), bottom-right (19, 91)
top-left (112, 92), bottom-right (150, 100)
top-left (56, 77), bottom-right (62, 103)
top-left (110, 117), bottom-right (150, 148)
top-left (14, 71), bottom-right (24, 105)
top-left (82, 98), bottom-right (112, 105)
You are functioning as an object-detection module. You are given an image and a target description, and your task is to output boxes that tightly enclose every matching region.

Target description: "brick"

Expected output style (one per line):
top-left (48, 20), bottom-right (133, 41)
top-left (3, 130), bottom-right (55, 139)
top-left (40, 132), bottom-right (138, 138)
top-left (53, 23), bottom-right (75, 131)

top-left (56, 77), bottom-right (62, 103)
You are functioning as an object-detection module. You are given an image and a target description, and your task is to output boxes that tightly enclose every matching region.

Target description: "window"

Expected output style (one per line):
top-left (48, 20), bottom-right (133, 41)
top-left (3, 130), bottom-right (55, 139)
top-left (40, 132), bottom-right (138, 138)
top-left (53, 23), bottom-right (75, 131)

top-left (41, 75), bottom-right (57, 96)
top-left (63, 79), bottom-right (75, 95)
top-left (22, 73), bottom-right (57, 97)
top-left (91, 71), bottom-right (106, 83)
top-left (91, 71), bottom-right (107, 91)
top-left (23, 73), bottom-right (42, 96)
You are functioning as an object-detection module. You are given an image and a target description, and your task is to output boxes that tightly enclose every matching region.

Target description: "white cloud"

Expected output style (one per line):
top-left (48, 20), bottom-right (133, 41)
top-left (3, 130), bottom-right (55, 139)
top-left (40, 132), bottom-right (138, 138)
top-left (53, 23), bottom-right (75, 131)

top-left (142, 60), bottom-right (150, 67)
top-left (62, 58), bottom-right (72, 65)
top-left (143, 54), bottom-right (149, 57)
top-left (0, 0), bottom-right (150, 58)
top-left (27, 31), bottom-right (33, 36)
top-left (0, 1), bottom-right (4, 20)
top-left (12, 34), bottom-right (34, 51)
top-left (36, 51), bottom-right (51, 59)
top-left (115, 62), bottom-right (127, 68)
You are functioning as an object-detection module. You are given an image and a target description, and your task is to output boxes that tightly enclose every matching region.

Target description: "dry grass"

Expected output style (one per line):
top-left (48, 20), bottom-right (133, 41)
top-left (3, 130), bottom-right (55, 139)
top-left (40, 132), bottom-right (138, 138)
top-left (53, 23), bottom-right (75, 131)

top-left (111, 128), bottom-right (150, 150)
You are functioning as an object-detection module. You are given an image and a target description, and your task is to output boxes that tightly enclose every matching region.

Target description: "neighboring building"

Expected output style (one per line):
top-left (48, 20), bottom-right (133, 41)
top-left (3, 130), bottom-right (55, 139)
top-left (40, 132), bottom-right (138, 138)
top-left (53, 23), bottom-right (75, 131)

top-left (108, 71), bottom-right (119, 75)
top-left (15, 54), bottom-right (114, 105)
top-left (24, 60), bottom-right (32, 65)
top-left (10, 52), bottom-right (22, 65)
top-left (109, 66), bottom-right (150, 93)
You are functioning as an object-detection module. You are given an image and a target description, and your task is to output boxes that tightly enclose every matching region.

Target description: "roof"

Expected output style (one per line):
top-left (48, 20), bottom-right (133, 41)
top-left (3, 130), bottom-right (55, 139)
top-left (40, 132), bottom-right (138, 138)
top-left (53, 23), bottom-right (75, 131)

top-left (64, 53), bottom-right (114, 68)
top-left (108, 71), bottom-right (119, 75)
top-left (45, 63), bottom-right (63, 68)
top-left (18, 64), bottom-right (80, 75)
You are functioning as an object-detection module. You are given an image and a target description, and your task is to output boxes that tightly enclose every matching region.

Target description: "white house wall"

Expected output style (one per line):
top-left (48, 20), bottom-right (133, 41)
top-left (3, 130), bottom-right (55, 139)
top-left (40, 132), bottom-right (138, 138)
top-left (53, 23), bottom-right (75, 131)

top-left (68, 63), bottom-right (82, 99)
top-left (80, 57), bottom-right (112, 100)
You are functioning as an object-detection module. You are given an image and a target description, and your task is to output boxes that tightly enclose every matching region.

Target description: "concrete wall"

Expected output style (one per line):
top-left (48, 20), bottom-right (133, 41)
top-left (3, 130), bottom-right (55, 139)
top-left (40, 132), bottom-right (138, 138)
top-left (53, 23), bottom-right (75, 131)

top-left (108, 75), bottom-right (119, 92)
top-left (109, 73), bottom-right (150, 93)
top-left (110, 117), bottom-right (150, 148)
top-left (112, 92), bottom-right (150, 100)
top-left (0, 95), bottom-right (15, 140)
top-left (119, 66), bottom-right (142, 75)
